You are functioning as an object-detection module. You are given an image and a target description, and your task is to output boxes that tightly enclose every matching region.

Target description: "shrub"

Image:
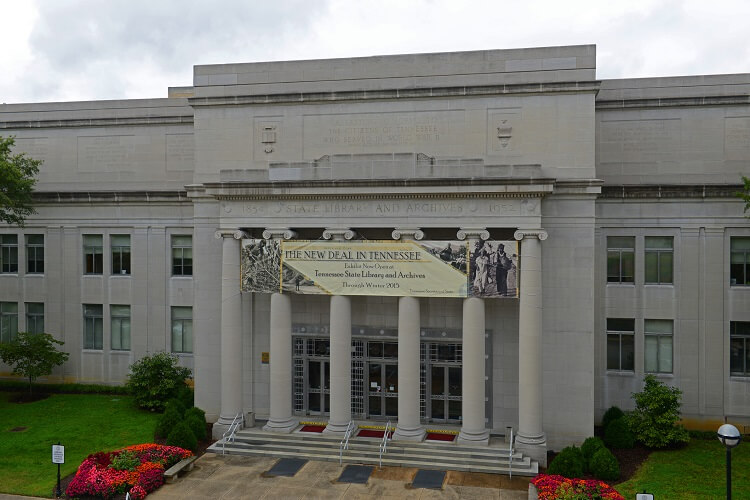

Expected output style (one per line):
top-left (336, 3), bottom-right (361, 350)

top-left (590, 447), bottom-right (620, 481)
top-left (176, 385), bottom-right (194, 408)
top-left (126, 352), bottom-right (192, 411)
top-left (628, 374), bottom-right (690, 448)
top-left (166, 421), bottom-right (198, 452)
top-left (155, 406), bottom-right (182, 439)
top-left (601, 406), bottom-right (625, 431)
top-left (604, 417), bottom-right (635, 449)
top-left (546, 446), bottom-right (585, 479)
top-left (164, 398), bottom-right (187, 417)
top-left (185, 413), bottom-right (207, 441)
top-left (580, 436), bottom-right (606, 472)
top-left (185, 406), bottom-right (206, 422)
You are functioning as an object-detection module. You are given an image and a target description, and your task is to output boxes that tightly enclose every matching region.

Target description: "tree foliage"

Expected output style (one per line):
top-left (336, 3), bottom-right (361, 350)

top-left (0, 136), bottom-right (41, 227)
top-left (0, 332), bottom-right (69, 394)
top-left (739, 175), bottom-right (750, 215)
top-left (628, 374), bottom-right (690, 448)
top-left (125, 352), bottom-right (192, 411)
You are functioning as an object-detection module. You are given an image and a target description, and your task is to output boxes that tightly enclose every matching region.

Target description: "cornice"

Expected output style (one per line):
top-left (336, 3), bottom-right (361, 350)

top-left (596, 95), bottom-right (750, 110)
top-left (0, 115), bottom-right (194, 130)
top-left (599, 184), bottom-right (744, 200)
top-left (31, 190), bottom-right (190, 204)
top-left (189, 81), bottom-right (601, 107)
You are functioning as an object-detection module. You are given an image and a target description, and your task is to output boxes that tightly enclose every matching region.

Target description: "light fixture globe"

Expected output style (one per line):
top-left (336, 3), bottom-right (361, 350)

top-left (717, 424), bottom-right (742, 449)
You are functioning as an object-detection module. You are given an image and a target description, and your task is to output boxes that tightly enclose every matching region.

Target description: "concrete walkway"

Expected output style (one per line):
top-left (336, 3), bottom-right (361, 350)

top-left (149, 454), bottom-right (530, 499)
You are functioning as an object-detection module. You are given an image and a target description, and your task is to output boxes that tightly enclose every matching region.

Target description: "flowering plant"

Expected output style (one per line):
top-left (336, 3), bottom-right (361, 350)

top-left (65, 444), bottom-right (192, 499)
top-left (532, 474), bottom-right (624, 500)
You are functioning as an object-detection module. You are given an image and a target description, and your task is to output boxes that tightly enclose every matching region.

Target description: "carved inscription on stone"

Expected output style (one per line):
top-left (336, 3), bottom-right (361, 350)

top-left (725, 117), bottom-right (750, 160)
top-left (77, 136), bottom-right (135, 172)
top-left (600, 119), bottom-right (680, 160)
top-left (12, 137), bottom-right (50, 163)
top-left (166, 134), bottom-right (194, 171)
top-left (303, 111), bottom-right (464, 157)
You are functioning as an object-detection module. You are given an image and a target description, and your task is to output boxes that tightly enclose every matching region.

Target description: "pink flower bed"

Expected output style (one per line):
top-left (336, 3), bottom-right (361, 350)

top-left (532, 474), bottom-right (624, 500)
top-left (65, 444), bottom-right (192, 499)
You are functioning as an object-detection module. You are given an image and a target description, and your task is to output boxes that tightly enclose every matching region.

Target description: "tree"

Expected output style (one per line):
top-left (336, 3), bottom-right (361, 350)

top-left (739, 175), bottom-right (750, 215)
top-left (0, 136), bottom-right (41, 227)
top-left (628, 374), bottom-right (690, 448)
top-left (0, 332), bottom-right (69, 394)
top-left (126, 352), bottom-right (192, 411)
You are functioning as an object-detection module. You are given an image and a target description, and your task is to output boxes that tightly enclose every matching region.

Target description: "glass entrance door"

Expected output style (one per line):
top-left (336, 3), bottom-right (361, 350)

top-left (430, 365), bottom-right (462, 422)
top-left (307, 360), bottom-right (330, 415)
top-left (367, 362), bottom-right (398, 418)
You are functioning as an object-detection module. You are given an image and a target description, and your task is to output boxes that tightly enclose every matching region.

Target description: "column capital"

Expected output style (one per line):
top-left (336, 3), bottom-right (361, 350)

top-left (262, 227), bottom-right (297, 240)
top-left (215, 228), bottom-right (249, 240)
top-left (322, 228), bottom-right (356, 240)
top-left (392, 228), bottom-right (424, 241)
top-left (514, 229), bottom-right (548, 241)
top-left (457, 228), bottom-right (490, 241)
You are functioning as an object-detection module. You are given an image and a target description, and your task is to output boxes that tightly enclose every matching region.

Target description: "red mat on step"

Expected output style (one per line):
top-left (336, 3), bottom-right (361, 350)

top-left (357, 429), bottom-right (393, 438)
top-left (425, 432), bottom-right (456, 442)
top-left (300, 425), bottom-right (326, 433)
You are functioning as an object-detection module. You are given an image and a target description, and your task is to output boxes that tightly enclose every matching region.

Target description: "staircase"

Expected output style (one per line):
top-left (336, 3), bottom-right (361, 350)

top-left (207, 426), bottom-right (539, 476)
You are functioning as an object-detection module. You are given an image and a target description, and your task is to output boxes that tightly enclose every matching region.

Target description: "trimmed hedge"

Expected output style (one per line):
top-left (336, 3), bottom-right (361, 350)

top-left (547, 445), bottom-right (585, 479)
top-left (604, 417), bottom-right (635, 449)
top-left (155, 407), bottom-right (183, 440)
top-left (590, 447), bottom-right (620, 481)
top-left (166, 421), bottom-right (198, 452)
top-left (601, 406), bottom-right (625, 431)
top-left (185, 413), bottom-right (207, 441)
top-left (580, 436), bottom-right (606, 472)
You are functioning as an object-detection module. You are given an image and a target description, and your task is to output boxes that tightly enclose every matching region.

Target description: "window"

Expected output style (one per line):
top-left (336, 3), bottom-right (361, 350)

top-left (606, 318), bottom-right (634, 371)
top-left (0, 302), bottom-right (18, 343)
top-left (25, 234), bottom-right (44, 274)
top-left (645, 237), bottom-right (673, 284)
top-left (607, 236), bottom-right (634, 283)
top-left (171, 306), bottom-right (192, 353)
top-left (730, 237), bottom-right (750, 286)
top-left (83, 235), bottom-right (103, 274)
top-left (1, 235), bottom-right (18, 273)
top-left (172, 235), bottom-right (192, 276)
top-left (111, 235), bottom-right (131, 275)
top-left (83, 304), bottom-right (103, 350)
top-left (645, 319), bottom-right (673, 373)
top-left (110, 305), bottom-right (130, 351)
top-left (730, 321), bottom-right (750, 376)
top-left (25, 302), bottom-right (44, 334)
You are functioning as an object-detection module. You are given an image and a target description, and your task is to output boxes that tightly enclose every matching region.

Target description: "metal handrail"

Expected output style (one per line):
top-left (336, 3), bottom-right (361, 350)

top-left (221, 412), bottom-right (244, 455)
top-left (378, 421), bottom-right (392, 469)
top-left (339, 420), bottom-right (355, 464)
top-left (507, 428), bottom-right (514, 478)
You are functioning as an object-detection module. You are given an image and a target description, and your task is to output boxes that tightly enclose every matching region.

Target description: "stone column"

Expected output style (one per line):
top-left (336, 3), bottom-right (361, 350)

top-left (514, 229), bottom-right (548, 465)
top-left (212, 229), bottom-right (246, 438)
top-left (262, 228), bottom-right (298, 433)
top-left (323, 228), bottom-right (356, 435)
top-left (391, 228), bottom-right (426, 442)
top-left (457, 228), bottom-right (491, 445)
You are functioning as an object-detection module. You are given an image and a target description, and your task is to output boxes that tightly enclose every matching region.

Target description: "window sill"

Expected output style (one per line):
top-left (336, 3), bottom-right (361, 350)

top-left (730, 375), bottom-right (750, 381)
top-left (83, 274), bottom-right (103, 278)
top-left (606, 283), bottom-right (636, 287)
top-left (172, 352), bottom-right (193, 357)
top-left (0, 273), bottom-right (20, 277)
top-left (110, 350), bottom-right (131, 354)
top-left (82, 349), bottom-right (104, 353)
top-left (110, 274), bottom-right (132, 278)
top-left (644, 283), bottom-right (674, 288)
top-left (646, 372), bottom-right (674, 378)
top-left (606, 370), bottom-right (636, 377)
top-left (170, 275), bottom-right (193, 280)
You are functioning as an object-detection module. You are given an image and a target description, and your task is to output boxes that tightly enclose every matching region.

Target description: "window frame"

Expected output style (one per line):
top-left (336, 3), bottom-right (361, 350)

top-left (606, 318), bottom-right (635, 372)
top-left (83, 235), bottom-right (103, 275)
top-left (607, 236), bottom-right (635, 284)
top-left (730, 237), bottom-right (750, 286)
top-left (644, 236), bottom-right (673, 285)
top-left (0, 302), bottom-right (19, 343)
top-left (25, 234), bottom-right (44, 274)
top-left (171, 306), bottom-right (193, 354)
top-left (83, 304), bottom-right (103, 350)
top-left (171, 235), bottom-right (193, 277)
top-left (730, 321), bottom-right (750, 377)
top-left (110, 304), bottom-right (131, 351)
top-left (0, 235), bottom-right (19, 274)
top-left (25, 302), bottom-right (44, 334)
top-left (110, 234), bottom-right (131, 276)
top-left (644, 319), bottom-right (673, 374)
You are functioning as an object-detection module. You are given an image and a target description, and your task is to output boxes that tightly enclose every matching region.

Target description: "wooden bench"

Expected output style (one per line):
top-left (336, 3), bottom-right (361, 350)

top-left (163, 455), bottom-right (198, 483)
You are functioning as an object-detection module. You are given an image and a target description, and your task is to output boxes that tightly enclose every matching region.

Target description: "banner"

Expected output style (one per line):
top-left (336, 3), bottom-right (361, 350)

top-left (241, 239), bottom-right (518, 298)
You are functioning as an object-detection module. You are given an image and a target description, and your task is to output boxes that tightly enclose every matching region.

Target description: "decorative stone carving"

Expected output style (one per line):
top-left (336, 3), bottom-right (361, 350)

top-left (391, 228), bottom-right (424, 241)
top-left (514, 229), bottom-right (548, 241)
top-left (456, 228), bottom-right (490, 241)
top-left (262, 228), bottom-right (297, 240)
top-left (322, 228), bottom-right (355, 240)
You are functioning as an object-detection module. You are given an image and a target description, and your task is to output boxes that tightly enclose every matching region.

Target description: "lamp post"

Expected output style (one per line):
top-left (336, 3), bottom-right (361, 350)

top-left (717, 423), bottom-right (742, 500)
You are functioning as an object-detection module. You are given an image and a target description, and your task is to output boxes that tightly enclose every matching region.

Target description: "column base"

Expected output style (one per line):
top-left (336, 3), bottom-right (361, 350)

top-left (263, 417), bottom-right (297, 434)
top-left (515, 432), bottom-right (548, 467)
top-left (212, 413), bottom-right (245, 440)
top-left (392, 424), bottom-right (426, 442)
top-left (323, 421), bottom-right (353, 436)
top-left (457, 427), bottom-right (490, 445)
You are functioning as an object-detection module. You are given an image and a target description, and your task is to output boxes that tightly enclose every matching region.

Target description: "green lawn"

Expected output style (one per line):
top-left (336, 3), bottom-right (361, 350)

top-left (616, 439), bottom-right (750, 499)
top-left (0, 392), bottom-right (159, 497)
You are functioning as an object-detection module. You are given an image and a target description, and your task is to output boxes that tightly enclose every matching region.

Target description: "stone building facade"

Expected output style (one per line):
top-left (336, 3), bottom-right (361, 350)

top-left (1, 45), bottom-right (748, 464)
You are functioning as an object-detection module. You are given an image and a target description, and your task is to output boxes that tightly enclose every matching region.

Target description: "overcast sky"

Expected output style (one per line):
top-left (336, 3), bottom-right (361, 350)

top-left (1, 0), bottom-right (748, 104)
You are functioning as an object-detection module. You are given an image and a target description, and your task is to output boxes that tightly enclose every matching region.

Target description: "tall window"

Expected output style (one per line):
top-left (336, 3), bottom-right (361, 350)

top-left (730, 321), bottom-right (750, 376)
top-left (172, 235), bottom-right (192, 276)
top-left (25, 302), bottom-right (44, 334)
top-left (0, 235), bottom-right (18, 273)
top-left (25, 234), bottom-right (44, 274)
top-left (0, 302), bottom-right (18, 343)
top-left (110, 305), bottom-right (130, 351)
top-left (111, 235), bottom-right (131, 275)
top-left (83, 304), bottom-right (103, 350)
top-left (83, 235), bottom-right (103, 274)
top-left (171, 306), bottom-right (193, 353)
top-left (606, 318), bottom-right (634, 371)
top-left (645, 319), bottom-right (673, 373)
top-left (730, 237), bottom-right (750, 286)
top-left (645, 237), bottom-right (673, 284)
top-left (607, 236), bottom-right (634, 283)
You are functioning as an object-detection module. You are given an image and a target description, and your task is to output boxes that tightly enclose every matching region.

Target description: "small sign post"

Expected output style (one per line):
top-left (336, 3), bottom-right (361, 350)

top-left (52, 442), bottom-right (64, 497)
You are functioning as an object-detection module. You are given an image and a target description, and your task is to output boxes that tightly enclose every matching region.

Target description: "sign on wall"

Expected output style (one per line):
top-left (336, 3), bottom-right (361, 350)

top-left (241, 239), bottom-right (518, 298)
